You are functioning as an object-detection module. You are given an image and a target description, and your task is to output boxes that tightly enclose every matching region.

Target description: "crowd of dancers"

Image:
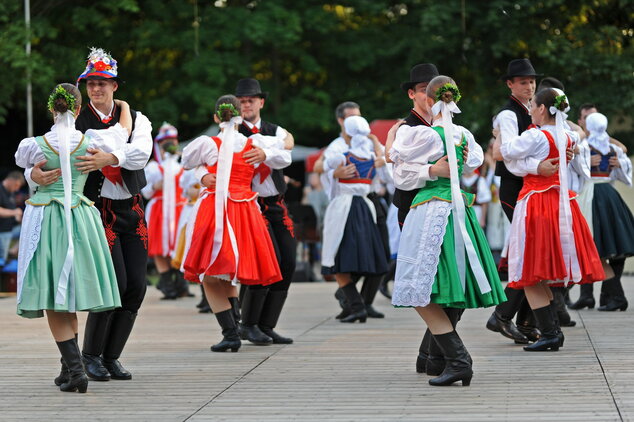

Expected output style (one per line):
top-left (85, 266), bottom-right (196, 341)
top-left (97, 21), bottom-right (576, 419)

top-left (12, 48), bottom-right (633, 393)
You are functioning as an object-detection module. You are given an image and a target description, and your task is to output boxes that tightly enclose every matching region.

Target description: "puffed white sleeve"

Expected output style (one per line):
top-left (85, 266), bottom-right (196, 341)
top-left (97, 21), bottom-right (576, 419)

top-left (569, 136), bottom-right (591, 182)
top-left (389, 125), bottom-right (442, 190)
top-left (476, 176), bottom-right (492, 204)
top-left (182, 136), bottom-right (218, 170)
top-left (104, 111), bottom-right (153, 170)
top-left (141, 161), bottom-right (162, 199)
top-left (85, 123), bottom-right (129, 153)
top-left (15, 137), bottom-right (45, 169)
top-left (460, 127), bottom-right (484, 172)
top-left (612, 145), bottom-right (632, 186)
top-left (250, 134), bottom-right (292, 170)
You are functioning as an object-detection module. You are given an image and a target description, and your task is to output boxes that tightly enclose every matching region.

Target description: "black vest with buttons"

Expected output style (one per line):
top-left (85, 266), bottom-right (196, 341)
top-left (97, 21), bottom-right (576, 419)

top-left (392, 110), bottom-right (431, 211)
top-left (75, 104), bottom-right (147, 202)
top-left (238, 120), bottom-right (288, 195)
top-left (494, 96), bottom-right (533, 181)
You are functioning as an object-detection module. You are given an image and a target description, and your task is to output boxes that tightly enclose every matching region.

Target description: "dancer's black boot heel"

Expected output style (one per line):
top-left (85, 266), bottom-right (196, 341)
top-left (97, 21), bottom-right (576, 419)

top-left (54, 333), bottom-right (77, 386)
top-left (56, 338), bottom-right (88, 393)
top-left (211, 309), bottom-right (242, 352)
top-left (428, 331), bottom-right (473, 387)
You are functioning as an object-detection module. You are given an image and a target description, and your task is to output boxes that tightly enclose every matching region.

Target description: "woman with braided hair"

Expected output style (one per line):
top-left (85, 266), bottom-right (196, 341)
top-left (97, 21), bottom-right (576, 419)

top-left (14, 83), bottom-right (132, 393)
top-left (391, 76), bottom-right (506, 387)
top-left (497, 88), bottom-right (605, 352)
top-left (181, 95), bottom-right (283, 353)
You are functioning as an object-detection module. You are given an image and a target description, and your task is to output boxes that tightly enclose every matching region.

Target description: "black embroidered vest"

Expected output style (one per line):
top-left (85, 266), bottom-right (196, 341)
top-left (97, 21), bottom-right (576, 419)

top-left (392, 110), bottom-right (431, 211)
top-left (238, 120), bottom-right (287, 195)
top-left (494, 96), bottom-right (533, 181)
top-left (75, 104), bottom-right (147, 202)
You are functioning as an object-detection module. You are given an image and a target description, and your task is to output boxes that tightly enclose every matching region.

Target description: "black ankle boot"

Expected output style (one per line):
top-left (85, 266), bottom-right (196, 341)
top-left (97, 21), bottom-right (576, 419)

top-left (426, 308), bottom-right (464, 375)
top-left (568, 283), bottom-right (595, 310)
top-left (196, 285), bottom-right (206, 309)
top-left (102, 310), bottom-right (137, 380)
top-left (82, 311), bottom-right (113, 381)
top-left (56, 337), bottom-right (88, 393)
top-left (416, 329), bottom-right (432, 374)
top-left (516, 302), bottom-right (541, 343)
top-left (158, 270), bottom-right (178, 300)
top-left (339, 283), bottom-right (367, 323)
top-left (524, 305), bottom-right (561, 352)
top-left (239, 288), bottom-right (272, 345)
top-left (428, 331), bottom-right (473, 387)
top-left (551, 287), bottom-right (576, 327)
top-left (259, 290), bottom-right (293, 344)
top-left (211, 310), bottom-right (241, 352)
top-left (360, 275), bottom-right (383, 318)
top-left (54, 333), bottom-right (77, 386)
top-left (173, 269), bottom-right (194, 298)
top-left (486, 311), bottom-right (529, 343)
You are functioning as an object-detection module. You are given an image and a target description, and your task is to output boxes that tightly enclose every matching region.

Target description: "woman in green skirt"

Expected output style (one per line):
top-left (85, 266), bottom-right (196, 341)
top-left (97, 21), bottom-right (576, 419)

top-left (390, 76), bottom-right (506, 387)
top-left (14, 83), bottom-right (131, 393)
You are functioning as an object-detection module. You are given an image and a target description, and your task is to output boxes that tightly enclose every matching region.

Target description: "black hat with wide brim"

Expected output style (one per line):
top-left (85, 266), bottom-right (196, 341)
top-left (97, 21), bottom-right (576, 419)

top-left (501, 58), bottom-right (542, 80)
top-left (235, 78), bottom-right (268, 99)
top-left (401, 63), bottom-right (439, 91)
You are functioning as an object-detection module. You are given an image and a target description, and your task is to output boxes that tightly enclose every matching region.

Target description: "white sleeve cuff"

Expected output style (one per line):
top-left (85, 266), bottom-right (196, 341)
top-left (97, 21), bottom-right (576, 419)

top-left (110, 149), bottom-right (127, 168)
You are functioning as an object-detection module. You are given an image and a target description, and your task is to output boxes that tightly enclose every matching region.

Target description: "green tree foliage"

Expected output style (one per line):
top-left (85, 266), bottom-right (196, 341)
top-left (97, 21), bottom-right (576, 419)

top-left (1, 0), bottom-right (632, 153)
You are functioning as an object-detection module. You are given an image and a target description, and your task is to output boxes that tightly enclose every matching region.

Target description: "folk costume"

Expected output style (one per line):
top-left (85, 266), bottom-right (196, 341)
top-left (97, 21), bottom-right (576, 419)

top-left (234, 78), bottom-right (297, 345)
top-left (571, 112), bottom-right (634, 312)
top-left (501, 125), bottom-right (605, 288)
top-left (15, 120), bottom-right (123, 319)
top-left (75, 48), bottom-right (153, 381)
top-left (142, 123), bottom-right (188, 299)
top-left (321, 116), bottom-right (389, 323)
top-left (392, 93), bottom-right (505, 386)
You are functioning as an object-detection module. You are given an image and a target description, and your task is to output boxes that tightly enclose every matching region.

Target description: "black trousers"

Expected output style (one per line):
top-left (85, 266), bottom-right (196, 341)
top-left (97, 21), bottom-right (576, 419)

top-left (250, 195), bottom-right (296, 291)
top-left (97, 195), bottom-right (148, 313)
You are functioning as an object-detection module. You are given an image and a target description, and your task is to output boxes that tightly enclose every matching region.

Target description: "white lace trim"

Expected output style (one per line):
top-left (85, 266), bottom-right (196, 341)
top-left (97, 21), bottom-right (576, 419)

top-left (392, 201), bottom-right (451, 307)
top-left (17, 205), bottom-right (44, 304)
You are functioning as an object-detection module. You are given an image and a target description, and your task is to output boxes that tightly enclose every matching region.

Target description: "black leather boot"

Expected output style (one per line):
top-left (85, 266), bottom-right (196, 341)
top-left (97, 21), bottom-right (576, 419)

top-left (211, 309), bottom-right (241, 352)
top-left (339, 283), bottom-right (367, 323)
top-left (56, 337), bottom-right (88, 393)
top-left (174, 268), bottom-right (194, 298)
top-left (524, 305), bottom-right (561, 352)
top-left (551, 287), bottom-right (576, 327)
top-left (54, 333), bottom-right (77, 386)
top-left (334, 288), bottom-right (349, 319)
top-left (598, 259), bottom-right (628, 311)
top-left (361, 275), bottom-right (385, 318)
top-left (486, 311), bottom-right (529, 343)
top-left (82, 311), bottom-right (113, 381)
top-left (568, 283), bottom-right (595, 309)
top-left (416, 329), bottom-right (432, 374)
top-left (259, 290), bottom-right (293, 344)
top-left (228, 296), bottom-right (241, 323)
top-left (426, 308), bottom-right (464, 375)
top-left (196, 285), bottom-right (207, 309)
top-left (158, 270), bottom-right (178, 300)
top-left (240, 288), bottom-right (273, 345)
top-left (428, 331), bottom-right (473, 387)
top-left (102, 310), bottom-right (137, 380)
top-left (516, 300), bottom-right (541, 343)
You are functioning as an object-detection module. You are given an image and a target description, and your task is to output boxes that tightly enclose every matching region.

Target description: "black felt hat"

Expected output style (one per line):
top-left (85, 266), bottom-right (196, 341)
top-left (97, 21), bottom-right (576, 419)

top-left (401, 63), bottom-right (439, 91)
top-left (501, 59), bottom-right (541, 80)
top-left (235, 78), bottom-right (268, 99)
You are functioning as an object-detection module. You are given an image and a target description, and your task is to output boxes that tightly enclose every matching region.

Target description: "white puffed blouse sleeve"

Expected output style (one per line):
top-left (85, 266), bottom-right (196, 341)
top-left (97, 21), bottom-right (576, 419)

top-left (389, 125), bottom-right (442, 191)
top-left (182, 136), bottom-right (219, 169)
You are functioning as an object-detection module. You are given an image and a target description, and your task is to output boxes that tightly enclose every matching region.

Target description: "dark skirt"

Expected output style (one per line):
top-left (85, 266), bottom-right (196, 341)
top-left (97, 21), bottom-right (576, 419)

top-left (592, 182), bottom-right (634, 259)
top-left (322, 196), bottom-right (388, 276)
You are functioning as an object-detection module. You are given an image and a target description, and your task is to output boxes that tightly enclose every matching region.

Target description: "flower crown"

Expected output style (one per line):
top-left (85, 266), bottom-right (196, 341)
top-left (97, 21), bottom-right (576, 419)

top-left (553, 94), bottom-right (568, 112)
top-left (47, 85), bottom-right (76, 112)
top-left (216, 103), bottom-right (240, 119)
top-left (435, 83), bottom-right (462, 104)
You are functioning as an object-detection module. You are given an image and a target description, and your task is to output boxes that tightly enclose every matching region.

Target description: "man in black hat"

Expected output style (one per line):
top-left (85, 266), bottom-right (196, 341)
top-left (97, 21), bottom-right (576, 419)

top-left (233, 78), bottom-right (297, 345)
top-left (30, 47), bottom-right (153, 382)
top-left (486, 58), bottom-right (544, 344)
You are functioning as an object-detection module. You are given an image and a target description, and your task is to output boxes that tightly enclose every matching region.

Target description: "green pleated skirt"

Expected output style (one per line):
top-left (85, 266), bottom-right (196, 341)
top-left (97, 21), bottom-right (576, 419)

top-left (17, 202), bottom-right (120, 318)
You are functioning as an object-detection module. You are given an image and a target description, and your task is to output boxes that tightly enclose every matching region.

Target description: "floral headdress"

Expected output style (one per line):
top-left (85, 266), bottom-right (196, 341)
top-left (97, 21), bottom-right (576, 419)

top-left (435, 83), bottom-right (462, 104)
top-left (553, 94), bottom-right (569, 112)
top-left (47, 85), bottom-right (76, 112)
top-left (216, 103), bottom-right (240, 119)
top-left (76, 47), bottom-right (118, 85)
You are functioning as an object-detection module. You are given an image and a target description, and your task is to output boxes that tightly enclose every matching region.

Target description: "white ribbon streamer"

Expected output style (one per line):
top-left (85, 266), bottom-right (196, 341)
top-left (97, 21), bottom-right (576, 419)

top-left (54, 111), bottom-right (76, 305)
top-left (161, 152), bottom-right (178, 256)
top-left (206, 115), bottom-right (243, 284)
top-left (432, 100), bottom-right (491, 295)
top-left (549, 104), bottom-right (581, 283)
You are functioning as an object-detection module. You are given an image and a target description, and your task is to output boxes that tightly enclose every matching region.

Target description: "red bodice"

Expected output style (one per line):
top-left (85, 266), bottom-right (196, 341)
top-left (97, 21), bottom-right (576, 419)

top-left (205, 136), bottom-right (257, 201)
top-left (518, 130), bottom-right (571, 201)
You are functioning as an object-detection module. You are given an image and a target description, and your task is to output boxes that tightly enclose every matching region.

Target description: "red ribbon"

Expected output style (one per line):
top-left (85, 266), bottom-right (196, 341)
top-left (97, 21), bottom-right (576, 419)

top-left (254, 163), bottom-right (271, 184)
top-left (102, 166), bottom-right (123, 185)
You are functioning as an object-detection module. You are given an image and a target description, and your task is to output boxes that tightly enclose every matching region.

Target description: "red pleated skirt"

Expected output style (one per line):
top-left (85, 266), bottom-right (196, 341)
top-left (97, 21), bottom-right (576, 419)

top-left (508, 188), bottom-right (605, 288)
top-left (183, 194), bottom-right (282, 285)
top-left (147, 198), bottom-right (184, 258)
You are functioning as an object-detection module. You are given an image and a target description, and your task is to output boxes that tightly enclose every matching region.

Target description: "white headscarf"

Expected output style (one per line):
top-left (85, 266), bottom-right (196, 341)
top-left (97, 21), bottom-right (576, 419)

top-left (343, 115), bottom-right (373, 159)
top-left (586, 112), bottom-right (610, 155)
